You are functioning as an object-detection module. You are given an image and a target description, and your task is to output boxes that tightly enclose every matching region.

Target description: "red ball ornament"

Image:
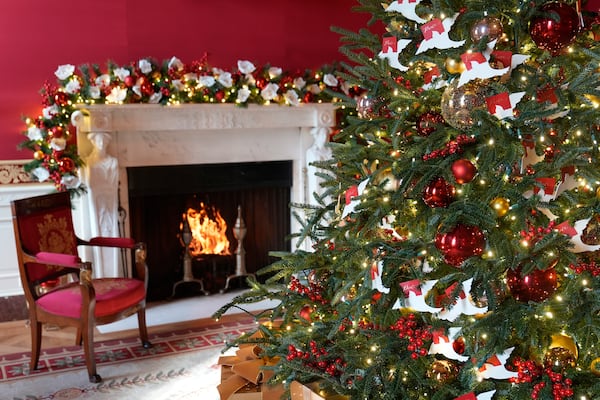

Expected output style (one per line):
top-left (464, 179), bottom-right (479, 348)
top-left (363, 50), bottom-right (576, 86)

top-left (54, 91), bottom-right (69, 107)
top-left (299, 305), bottom-right (313, 321)
top-left (451, 159), bottom-right (477, 184)
top-left (124, 75), bottom-right (135, 87)
top-left (507, 265), bottom-right (558, 302)
top-left (529, 2), bottom-right (581, 55)
top-left (435, 224), bottom-right (486, 266)
top-left (49, 126), bottom-right (64, 138)
top-left (59, 157), bottom-right (75, 173)
top-left (416, 111), bottom-right (446, 136)
top-left (141, 81), bottom-right (154, 96)
top-left (423, 177), bottom-right (456, 207)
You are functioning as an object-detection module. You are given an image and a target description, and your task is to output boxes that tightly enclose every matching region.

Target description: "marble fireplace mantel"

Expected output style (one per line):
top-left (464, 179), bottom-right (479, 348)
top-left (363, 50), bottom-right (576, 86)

top-left (73, 103), bottom-right (337, 278)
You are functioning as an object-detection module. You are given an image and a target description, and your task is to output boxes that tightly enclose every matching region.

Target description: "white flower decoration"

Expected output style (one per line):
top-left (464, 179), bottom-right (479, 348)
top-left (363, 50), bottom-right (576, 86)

top-left (183, 72), bottom-right (198, 82)
top-left (54, 64), bottom-right (75, 80)
top-left (217, 72), bottom-right (233, 88)
top-left (70, 110), bottom-right (85, 127)
top-left (50, 137), bottom-right (66, 151)
top-left (148, 92), bottom-right (163, 104)
top-left (198, 76), bottom-right (216, 88)
top-left (42, 105), bottom-right (59, 119)
top-left (113, 67), bottom-right (131, 81)
top-left (268, 67), bottom-right (282, 79)
top-left (237, 87), bottom-right (251, 103)
top-left (168, 56), bottom-right (184, 71)
top-left (27, 126), bottom-right (43, 141)
top-left (61, 174), bottom-right (81, 189)
top-left (238, 60), bottom-right (256, 74)
top-left (88, 86), bottom-right (101, 99)
top-left (245, 73), bottom-right (256, 86)
top-left (284, 90), bottom-right (300, 106)
top-left (324, 73), bottom-right (339, 87)
top-left (308, 84), bottom-right (322, 94)
top-left (132, 85), bottom-right (142, 97)
top-left (106, 86), bottom-right (128, 103)
top-left (138, 59), bottom-right (153, 74)
top-left (293, 77), bottom-right (306, 90)
top-left (95, 74), bottom-right (111, 88)
top-left (261, 83), bottom-right (279, 101)
top-left (32, 167), bottom-right (50, 182)
top-left (65, 79), bottom-right (81, 94)
top-left (172, 80), bottom-right (185, 91)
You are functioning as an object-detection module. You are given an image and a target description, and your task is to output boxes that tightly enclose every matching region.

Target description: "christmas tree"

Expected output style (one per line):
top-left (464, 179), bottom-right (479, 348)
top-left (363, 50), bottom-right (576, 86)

top-left (215, 1), bottom-right (600, 399)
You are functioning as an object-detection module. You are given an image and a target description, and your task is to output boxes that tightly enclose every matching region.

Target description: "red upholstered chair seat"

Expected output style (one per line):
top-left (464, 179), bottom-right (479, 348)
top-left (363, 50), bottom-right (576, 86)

top-left (37, 278), bottom-right (146, 318)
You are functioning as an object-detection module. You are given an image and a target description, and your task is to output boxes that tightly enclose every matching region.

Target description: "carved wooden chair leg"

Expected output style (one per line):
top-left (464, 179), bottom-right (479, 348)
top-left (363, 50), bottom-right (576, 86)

top-left (75, 327), bottom-right (82, 346)
top-left (137, 309), bottom-right (152, 348)
top-left (82, 320), bottom-right (101, 383)
top-left (30, 319), bottom-right (42, 372)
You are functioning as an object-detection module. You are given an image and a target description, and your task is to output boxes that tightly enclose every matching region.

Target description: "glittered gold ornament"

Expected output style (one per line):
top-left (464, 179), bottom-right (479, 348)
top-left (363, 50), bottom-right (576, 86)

top-left (441, 79), bottom-right (489, 130)
top-left (544, 347), bottom-right (576, 372)
top-left (34, 150), bottom-right (45, 160)
top-left (490, 197), bottom-right (510, 217)
top-left (582, 215), bottom-right (600, 245)
top-left (426, 359), bottom-right (459, 384)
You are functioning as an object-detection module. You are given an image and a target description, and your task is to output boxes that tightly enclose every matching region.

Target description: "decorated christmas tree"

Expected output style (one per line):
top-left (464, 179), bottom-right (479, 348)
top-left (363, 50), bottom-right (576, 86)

top-left (215, 1), bottom-right (600, 399)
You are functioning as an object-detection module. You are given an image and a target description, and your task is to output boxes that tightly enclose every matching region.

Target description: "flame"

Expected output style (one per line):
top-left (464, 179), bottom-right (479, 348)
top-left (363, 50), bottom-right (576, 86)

top-left (185, 203), bottom-right (231, 256)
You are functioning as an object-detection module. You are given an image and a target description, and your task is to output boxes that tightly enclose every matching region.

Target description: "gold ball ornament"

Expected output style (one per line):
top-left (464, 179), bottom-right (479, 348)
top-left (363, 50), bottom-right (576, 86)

top-left (33, 150), bottom-right (45, 160)
top-left (426, 359), bottom-right (459, 384)
top-left (441, 79), bottom-right (489, 130)
top-left (445, 58), bottom-right (465, 74)
top-left (470, 16), bottom-right (504, 43)
top-left (549, 333), bottom-right (578, 359)
top-left (490, 197), bottom-right (510, 217)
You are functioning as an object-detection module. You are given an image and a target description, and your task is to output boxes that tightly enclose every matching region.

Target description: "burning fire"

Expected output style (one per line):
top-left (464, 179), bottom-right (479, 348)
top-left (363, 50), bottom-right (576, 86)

top-left (185, 203), bottom-right (231, 257)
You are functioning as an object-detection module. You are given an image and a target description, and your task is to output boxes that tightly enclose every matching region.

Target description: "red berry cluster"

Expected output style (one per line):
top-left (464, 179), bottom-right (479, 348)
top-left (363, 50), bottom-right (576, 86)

top-left (289, 276), bottom-right (328, 304)
top-left (286, 341), bottom-right (346, 376)
top-left (510, 358), bottom-right (574, 400)
top-left (520, 220), bottom-right (557, 246)
top-left (569, 260), bottom-right (600, 276)
top-left (531, 370), bottom-right (573, 400)
top-left (389, 314), bottom-right (433, 359)
top-left (422, 134), bottom-right (476, 161)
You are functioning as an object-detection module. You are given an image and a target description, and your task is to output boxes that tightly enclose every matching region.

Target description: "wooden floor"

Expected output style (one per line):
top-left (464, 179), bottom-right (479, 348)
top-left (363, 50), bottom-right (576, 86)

top-left (0, 313), bottom-right (246, 356)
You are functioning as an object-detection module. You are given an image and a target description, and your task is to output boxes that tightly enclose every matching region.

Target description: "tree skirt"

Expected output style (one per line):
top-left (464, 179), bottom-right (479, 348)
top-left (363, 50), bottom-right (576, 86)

top-left (2, 319), bottom-right (257, 400)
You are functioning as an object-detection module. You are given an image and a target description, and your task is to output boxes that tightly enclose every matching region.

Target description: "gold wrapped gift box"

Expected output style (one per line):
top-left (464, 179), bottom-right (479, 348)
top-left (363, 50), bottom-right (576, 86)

top-left (217, 344), bottom-right (285, 400)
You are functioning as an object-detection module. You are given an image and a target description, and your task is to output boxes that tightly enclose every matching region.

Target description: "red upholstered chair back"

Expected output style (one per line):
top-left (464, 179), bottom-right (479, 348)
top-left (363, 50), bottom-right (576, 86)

top-left (12, 191), bottom-right (79, 290)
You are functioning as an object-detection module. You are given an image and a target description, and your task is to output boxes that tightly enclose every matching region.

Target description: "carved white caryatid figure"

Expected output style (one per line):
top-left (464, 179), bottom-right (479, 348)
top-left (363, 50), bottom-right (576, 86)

top-left (82, 132), bottom-right (120, 278)
top-left (306, 126), bottom-right (332, 203)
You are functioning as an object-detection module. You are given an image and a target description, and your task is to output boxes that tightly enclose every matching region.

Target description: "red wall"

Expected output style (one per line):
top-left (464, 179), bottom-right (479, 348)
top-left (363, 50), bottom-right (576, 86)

top-left (0, 0), bottom-right (367, 160)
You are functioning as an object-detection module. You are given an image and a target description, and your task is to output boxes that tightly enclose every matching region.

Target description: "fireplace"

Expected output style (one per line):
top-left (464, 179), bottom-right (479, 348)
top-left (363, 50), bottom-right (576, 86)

top-left (71, 103), bottom-right (336, 299)
top-left (127, 161), bottom-right (292, 299)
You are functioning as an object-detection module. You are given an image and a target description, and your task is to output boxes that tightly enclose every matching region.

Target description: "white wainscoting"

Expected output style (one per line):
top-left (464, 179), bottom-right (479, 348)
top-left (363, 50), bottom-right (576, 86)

top-left (0, 182), bottom-right (54, 297)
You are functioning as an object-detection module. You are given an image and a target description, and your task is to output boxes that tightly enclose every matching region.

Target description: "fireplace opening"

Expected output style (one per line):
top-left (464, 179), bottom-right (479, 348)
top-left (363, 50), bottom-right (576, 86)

top-left (127, 160), bottom-right (292, 300)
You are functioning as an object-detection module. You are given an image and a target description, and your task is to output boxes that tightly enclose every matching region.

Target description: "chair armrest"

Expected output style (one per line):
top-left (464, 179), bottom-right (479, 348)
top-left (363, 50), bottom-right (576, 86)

top-left (84, 237), bottom-right (136, 249)
top-left (35, 252), bottom-right (84, 269)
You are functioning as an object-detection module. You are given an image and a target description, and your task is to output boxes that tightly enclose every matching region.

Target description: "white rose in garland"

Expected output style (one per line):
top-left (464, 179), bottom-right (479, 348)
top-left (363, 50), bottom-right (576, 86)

top-left (54, 64), bottom-right (75, 80)
top-left (237, 60), bottom-right (256, 74)
top-left (261, 83), bottom-right (279, 101)
top-left (138, 59), bottom-right (153, 74)
top-left (237, 87), bottom-right (251, 103)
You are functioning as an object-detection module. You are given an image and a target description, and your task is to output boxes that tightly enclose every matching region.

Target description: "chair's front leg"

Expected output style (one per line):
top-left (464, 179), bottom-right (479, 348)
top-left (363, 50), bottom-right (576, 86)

top-left (29, 317), bottom-right (42, 371)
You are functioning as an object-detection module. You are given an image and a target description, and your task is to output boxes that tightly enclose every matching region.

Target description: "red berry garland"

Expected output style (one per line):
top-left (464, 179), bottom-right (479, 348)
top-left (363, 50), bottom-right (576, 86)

top-left (510, 358), bottom-right (574, 400)
top-left (289, 276), bottom-right (328, 305)
top-left (389, 314), bottom-right (433, 359)
top-left (286, 341), bottom-right (347, 376)
top-left (422, 135), bottom-right (476, 161)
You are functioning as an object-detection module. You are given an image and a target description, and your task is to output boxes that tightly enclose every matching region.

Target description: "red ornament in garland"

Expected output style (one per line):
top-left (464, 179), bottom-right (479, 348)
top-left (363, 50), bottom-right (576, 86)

top-left (451, 159), bottom-right (477, 184)
top-left (529, 2), bottom-right (581, 55)
top-left (416, 111), bottom-right (445, 136)
top-left (506, 265), bottom-right (558, 302)
top-left (435, 223), bottom-right (486, 266)
top-left (299, 305), bottom-right (313, 321)
top-left (423, 177), bottom-right (456, 207)
top-left (54, 91), bottom-right (69, 107)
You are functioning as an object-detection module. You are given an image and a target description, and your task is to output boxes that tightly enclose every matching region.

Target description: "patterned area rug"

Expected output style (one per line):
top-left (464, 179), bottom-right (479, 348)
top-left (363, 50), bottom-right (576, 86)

top-left (1, 318), bottom-right (257, 400)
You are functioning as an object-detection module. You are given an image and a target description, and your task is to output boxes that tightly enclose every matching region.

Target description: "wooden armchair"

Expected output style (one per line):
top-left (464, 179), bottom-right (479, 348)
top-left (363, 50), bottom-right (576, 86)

top-left (10, 191), bottom-right (151, 383)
